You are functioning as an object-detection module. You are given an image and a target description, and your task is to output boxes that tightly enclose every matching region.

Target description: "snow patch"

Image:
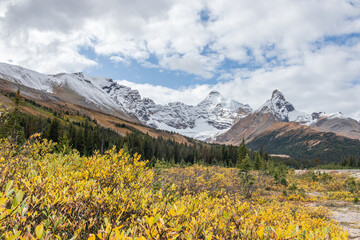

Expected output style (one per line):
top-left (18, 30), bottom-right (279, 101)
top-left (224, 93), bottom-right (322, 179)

top-left (0, 62), bottom-right (61, 93)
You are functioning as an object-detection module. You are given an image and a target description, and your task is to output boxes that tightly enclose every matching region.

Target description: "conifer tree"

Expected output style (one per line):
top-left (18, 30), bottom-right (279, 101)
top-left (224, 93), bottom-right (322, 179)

top-left (349, 155), bottom-right (356, 167)
top-left (240, 154), bottom-right (251, 174)
top-left (69, 124), bottom-right (77, 147)
top-left (264, 152), bottom-right (269, 161)
top-left (76, 128), bottom-right (85, 155)
top-left (238, 138), bottom-right (248, 163)
top-left (5, 88), bottom-right (25, 144)
top-left (254, 152), bottom-right (263, 170)
top-left (259, 145), bottom-right (264, 158)
top-left (48, 118), bottom-right (60, 142)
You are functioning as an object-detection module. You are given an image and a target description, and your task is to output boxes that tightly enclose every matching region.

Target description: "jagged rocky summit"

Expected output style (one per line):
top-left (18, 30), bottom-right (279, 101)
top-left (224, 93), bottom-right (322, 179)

top-left (0, 62), bottom-right (252, 140)
top-left (1, 62), bottom-right (359, 142)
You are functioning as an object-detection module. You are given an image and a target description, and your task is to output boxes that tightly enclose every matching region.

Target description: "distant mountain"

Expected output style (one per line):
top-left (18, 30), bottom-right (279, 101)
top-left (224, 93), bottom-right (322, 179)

top-left (211, 89), bottom-right (360, 161)
top-left (0, 62), bottom-right (252, 140)
top-left (1, 62), bottom-right (359, 161)
top-left (256, 90), bottom-right (312, 123)
top-left (246, 122), bottom-right (360, 163)
top-left (102, 81), bottom-right (253, 140)
top-left (0, 63), bottom-right (130, 118)
top-left (310, 112), bottom-right (360, 140)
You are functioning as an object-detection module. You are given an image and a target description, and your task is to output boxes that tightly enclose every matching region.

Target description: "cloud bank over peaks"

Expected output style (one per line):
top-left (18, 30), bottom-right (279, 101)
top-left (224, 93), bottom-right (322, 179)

top-left (1, 0), bottom-right (359, 75)
top-left (0, 0), bottom-right (359, 119)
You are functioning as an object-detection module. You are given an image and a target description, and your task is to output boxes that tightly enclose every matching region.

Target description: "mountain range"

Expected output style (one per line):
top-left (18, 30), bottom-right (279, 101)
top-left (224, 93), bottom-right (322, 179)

top-left (1, 62), bottom-right (360, 161)
top-left (0, 62), bottom-right (252, 140)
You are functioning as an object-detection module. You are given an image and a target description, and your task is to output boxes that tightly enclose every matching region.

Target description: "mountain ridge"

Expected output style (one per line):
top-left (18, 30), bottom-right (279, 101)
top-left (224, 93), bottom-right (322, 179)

top-left (211, 89), bottom-right (360, 157)
top-left (1, 62), bottom-right (359, 150)
top-left (0, 62), bottom-right (252, 140)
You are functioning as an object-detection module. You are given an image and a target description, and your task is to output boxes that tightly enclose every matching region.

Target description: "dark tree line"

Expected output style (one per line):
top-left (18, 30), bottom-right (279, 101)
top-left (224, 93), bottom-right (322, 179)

top-left (4, 90), bottom-right (355, 169)
top-left (0, 93), bottom-right (279, 168)
top-left (1, 107), bottom-right (252, 166)
top-left (0, 92), bottom-right (251, 166)
top-left (339, 155), bottom-right (360, 168)
top-left (248, 128), bottom-right (360, 164)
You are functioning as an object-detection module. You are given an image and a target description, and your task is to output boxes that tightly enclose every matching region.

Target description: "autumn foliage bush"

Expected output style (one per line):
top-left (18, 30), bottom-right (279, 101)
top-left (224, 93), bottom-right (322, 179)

top-left (287, 170), bottom-right (360, 202)
top-left (0, 135), bottom-right (348, 239)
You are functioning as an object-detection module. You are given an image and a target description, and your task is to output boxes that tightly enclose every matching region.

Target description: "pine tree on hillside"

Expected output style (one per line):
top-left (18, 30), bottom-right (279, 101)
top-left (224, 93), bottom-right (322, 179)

top-left (254, 152), bottom-right (263, 170)
top-left (349, 155), bottom-right (356, 168)
top-left (239, 154), bottom-right (251, 174)
top-left (48, 118), bottom-right (60, 142)
top-left (4, 88), bottom-right (25, 144)
top-left (76, 128), bottom-right (85, 155)
top-left (259, 145), bottom-right (264, 158)
top-left (237, 138), bottom-right (247, 167)
top-left (69, 124), bottom-right (77, 148)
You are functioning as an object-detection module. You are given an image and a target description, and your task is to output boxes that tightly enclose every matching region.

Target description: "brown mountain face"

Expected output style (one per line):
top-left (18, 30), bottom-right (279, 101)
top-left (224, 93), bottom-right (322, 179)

top-left (211, 112), bottom-right (278, 145)
top-left (310, 117), bottom-right (360, 140)
top-left (0, 78), bottom-right (191, 145)
top-left (213, 110), bottom-right (360, 147)
top-left (246, 121), bottom-right (360, 162)
top-left (212, 111), bottom-right (360, 162)
top-left (211, 89), bottom-right (360, 162)
top-left (0, 77), bottom-right (134, 122)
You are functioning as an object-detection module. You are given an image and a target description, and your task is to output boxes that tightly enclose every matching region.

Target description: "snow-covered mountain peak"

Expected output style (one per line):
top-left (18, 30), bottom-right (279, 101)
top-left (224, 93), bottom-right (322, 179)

top-left (270, 89), bottom-right (295, 112)
top-left (0, 62), bottom-right (254, 141)
top-left (271, 89), bottom-right (285, 99)
top-left (258, 90), bottom-right (311, 123)
top-left (317, 112), bottom-right (346, 120)
top-left (199, 91), bottom-right (223, 105)
top-left (0, 62), bottom-right (61, 93)
top-left (209, 90), bottom-right (221, 96)
top-left (198, 91), bottom-right (251, 112)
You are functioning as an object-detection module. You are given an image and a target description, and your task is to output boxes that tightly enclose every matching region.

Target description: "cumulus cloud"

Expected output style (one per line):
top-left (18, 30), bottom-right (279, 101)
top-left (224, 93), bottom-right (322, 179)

top-left (0, 0), bottom-right (360, 118)
top-left (118, 42), bottom-right (360, 120)
top-left (116, 79), bottom-right (213, 106)
top-left (110, 56), bottom-right (130, 65)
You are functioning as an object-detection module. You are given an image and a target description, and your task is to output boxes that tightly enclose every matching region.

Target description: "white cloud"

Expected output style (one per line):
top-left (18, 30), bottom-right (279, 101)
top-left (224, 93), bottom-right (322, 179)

top-left (116, 79), bottom-right (213, 106)
top-left (117, 42), bottom-right (360, 120)
top-left (110, 56), bottom-right (130, 65)
top-left (2, 0), bottom-right (357, 75)
top-left (0, 0), bottom-right (360, 118)
top-left (159, 52), bottom-right (223, 79)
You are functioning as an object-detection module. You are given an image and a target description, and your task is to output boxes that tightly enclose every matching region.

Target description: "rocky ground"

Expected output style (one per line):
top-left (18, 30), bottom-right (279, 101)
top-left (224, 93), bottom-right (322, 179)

top-left (313, 200), bottom-right (360, 239)
top-left (296, 169), bottom-right (360, 178)
top-left (298, 170), bottom-right (360, 239)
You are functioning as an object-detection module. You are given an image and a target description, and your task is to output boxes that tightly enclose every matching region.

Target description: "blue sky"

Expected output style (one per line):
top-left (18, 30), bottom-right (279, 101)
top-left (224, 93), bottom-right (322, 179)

top-left (80, 47), bottom-right (209, 88)
top-left (0, 0), bottom-right (360, 119)
top-left (79, 46), bottom-right (265, 88)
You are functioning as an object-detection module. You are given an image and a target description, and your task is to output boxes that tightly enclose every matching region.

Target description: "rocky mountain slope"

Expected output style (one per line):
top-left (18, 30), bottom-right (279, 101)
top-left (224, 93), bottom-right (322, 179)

top-left (1, 62), bottom-right (360, 161)
top-left (212, 89), bottom-right (360, 160)
top-left (0, 62), bottom-right (251, 140)
top-left (246, 122), bottom-right (360, 163)
top-left (256, 90), bottom-right (312, 123)
top-left (101, 80), bottom-right (253, 140)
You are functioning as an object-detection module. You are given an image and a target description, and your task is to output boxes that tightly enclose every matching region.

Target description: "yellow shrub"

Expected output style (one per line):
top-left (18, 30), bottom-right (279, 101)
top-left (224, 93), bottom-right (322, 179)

top-left (0, 136), bottom-right (348, 239)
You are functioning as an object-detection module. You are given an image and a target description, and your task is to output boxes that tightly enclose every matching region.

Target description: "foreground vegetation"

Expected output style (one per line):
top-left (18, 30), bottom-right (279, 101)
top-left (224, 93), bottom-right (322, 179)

top-left (1, 135), bottom-right (357, 239)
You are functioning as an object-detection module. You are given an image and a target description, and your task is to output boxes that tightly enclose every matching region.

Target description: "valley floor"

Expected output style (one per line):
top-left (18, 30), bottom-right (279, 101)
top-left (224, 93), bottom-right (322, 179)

top-left (327, 201), bottom-right (360, 239)
top-left (295, 170), bottom-right (360, 239)
top-left (296, 169), bottom-right (360, 179)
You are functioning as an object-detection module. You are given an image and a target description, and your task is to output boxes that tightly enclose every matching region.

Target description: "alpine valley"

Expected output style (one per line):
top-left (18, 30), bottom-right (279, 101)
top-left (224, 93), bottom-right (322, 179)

top-left (1, 62), bottom-right (360, 162)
